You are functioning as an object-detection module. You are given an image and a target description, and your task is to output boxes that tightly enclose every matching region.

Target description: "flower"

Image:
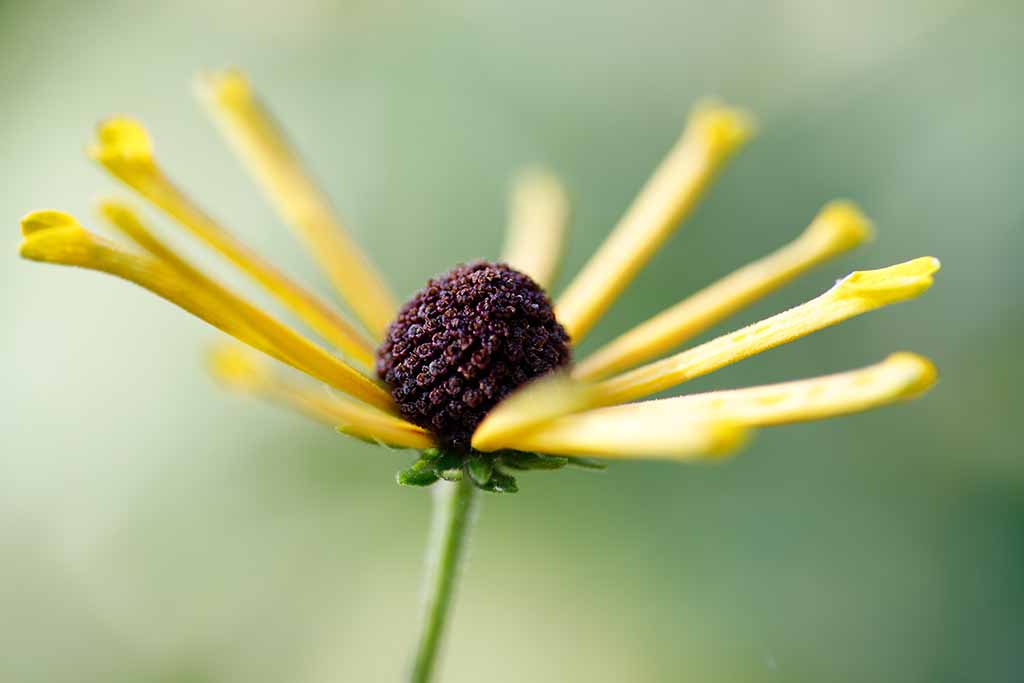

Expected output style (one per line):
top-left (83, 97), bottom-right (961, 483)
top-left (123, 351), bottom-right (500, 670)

top-left (19, 70), bottom-right (939, 492)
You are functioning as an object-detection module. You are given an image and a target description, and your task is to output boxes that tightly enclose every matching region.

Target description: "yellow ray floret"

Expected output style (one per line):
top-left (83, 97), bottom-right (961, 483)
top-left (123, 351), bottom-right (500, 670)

top-left (474, 257), bottom-right (939, 447)
top-left (470, 372), bottom-right (598, 452)
top-left (209, 344), bottom-right (433, 449)
top-left (500, 167), bottom-right (570, 290)
top-left (574, 201), bottom-right (873, 380)
top-left (196, 69), bottom-right (398, 338)
top-left (19, 210), bottom-right (395, 413)
top-left (98, 200), bottom-right (306, 370)
top-left (89, 117), bottom-right (377, 367)
top-left (502, 409), bottom-right (748, 461)
top-left (555, 102), bottom-right (754, 343)
top-left (598, 257), bottom-right (940, 405)
top-left (99, 200), bottom-right (209, 280)
top-left (598, 353), bottom-right (937, 430)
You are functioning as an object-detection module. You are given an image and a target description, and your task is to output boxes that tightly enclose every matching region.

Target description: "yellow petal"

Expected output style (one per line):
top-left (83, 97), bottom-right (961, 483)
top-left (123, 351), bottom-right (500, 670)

top-left (555, 101), bottom-right (754, 343)
top-left (500, 167), bottom-right (570, 290)
top-left (473, 257), bottom-right (938, 444)
top-left (196, 69), bottom-right (397, 338)
top-left (470, 372), bottom-right (598, 452)
top-left (574, 200), bottom-right (873, 379)
top-left (598, 257), bottom-right (940, 404)
top-left (209, 344), bottom-right (433, 449)
top-left (504, 408), bottom-right (749, 461)
top-left (89, 116), bottom-right (377, 368)
top-left (605, 353), bottom-right (936, 428)
top-left (99, 200), bottom-right (204, 277)
top-left (20, 210), bottom-right (395, 413)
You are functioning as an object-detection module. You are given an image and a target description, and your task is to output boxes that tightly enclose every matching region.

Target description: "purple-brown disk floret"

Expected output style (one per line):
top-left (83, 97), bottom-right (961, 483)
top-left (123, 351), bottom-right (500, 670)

top-left (377, 261), bottom-right (571, 452)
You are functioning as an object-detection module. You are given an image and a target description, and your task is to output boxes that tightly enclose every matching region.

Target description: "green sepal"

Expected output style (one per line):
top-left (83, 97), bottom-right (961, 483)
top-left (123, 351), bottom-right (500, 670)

top-left (420, 447), bottom-right (443, 461)
top-left (396, 448), bottom-right (600, 491)
top-left (477, 467), bottom-right (518, 493)
top-left (466, 457), bottom-right (494, 486)
top-left (564, 456), bottom-right (607, 470)
top-left (434, 451), bottom-right (464, 481)
top-left (438, 468), bottom-right (463, 482)
top-left (397, 458), bottom-right (441, 487)
top-left (499, 451), bottom-right (569, 470)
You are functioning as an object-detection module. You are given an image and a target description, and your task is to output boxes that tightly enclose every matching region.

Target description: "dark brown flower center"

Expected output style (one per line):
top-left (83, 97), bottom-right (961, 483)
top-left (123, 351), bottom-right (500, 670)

top-left (377, 261), bottom-right (571, 452)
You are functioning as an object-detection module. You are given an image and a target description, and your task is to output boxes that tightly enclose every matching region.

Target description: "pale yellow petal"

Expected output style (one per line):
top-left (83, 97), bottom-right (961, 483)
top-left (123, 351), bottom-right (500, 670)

top-left (574, 201), bottom-right (873, 379)
top-left (604, 353), bottom-right (936, 428)
top-left (598, 257), bottom-right (940, 404)
top-left (504, 408), bottom-right (749, 461)
top-left (500, 167), bottom-right (569, 290)
top-left (20, 210), bottom-right (395, 413)
top-left (209, 344), bottom-right (433, 449)
top-left (555, 102), bottom-right (754, 343)
top-left (196, 69), bottom-right (397, 338)
top-left (89, 116), bottom-right (377, 367)
top-left (470, 372), bottom-right (598, 452)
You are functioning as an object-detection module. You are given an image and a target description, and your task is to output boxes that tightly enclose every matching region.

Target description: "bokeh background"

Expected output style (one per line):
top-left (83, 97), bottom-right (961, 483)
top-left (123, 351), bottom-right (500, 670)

top-left (3, 1), bottom-right (1022, 681)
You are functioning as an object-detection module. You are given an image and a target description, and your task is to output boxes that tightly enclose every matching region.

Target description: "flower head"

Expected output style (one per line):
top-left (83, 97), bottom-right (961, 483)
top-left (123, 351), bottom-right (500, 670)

top-left (19, 69), bottom-right (939, 492)
top-left (378, 262), bottom-right (570, 452)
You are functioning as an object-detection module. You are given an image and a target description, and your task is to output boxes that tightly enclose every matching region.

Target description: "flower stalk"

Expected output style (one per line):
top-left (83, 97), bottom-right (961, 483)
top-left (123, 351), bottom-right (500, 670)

top-left (409, 476), bottom-right (478, 683)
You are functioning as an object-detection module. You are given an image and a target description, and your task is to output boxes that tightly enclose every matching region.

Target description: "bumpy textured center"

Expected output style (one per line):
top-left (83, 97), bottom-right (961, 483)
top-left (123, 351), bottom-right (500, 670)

top-left (377, 262), bottom-right (571, 451)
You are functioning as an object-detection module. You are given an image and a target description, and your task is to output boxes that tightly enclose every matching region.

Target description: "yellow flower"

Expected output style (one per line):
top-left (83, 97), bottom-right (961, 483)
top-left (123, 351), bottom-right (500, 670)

top-left (19, 70), bottom-right (939, 489)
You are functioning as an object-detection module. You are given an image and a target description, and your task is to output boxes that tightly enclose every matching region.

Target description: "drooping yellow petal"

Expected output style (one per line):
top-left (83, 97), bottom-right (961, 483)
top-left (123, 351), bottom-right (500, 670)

top-left (555, 102), bottom-right (754, 343)
top-left (502, 408), bottom-right (749, 461)
top-left (574, 201), bottom-right (873, 380)
top-left (470, 372), bottom-right (597, 452)
top-left (195, 69), bottom-right (397, 338)
top-left (89, 117), bottom-right (377, 367)
top-left (595, 353), bottom-right (936, 431)
top-left (598, 257), bottom-right (940, 405)
top-left (20, 210), bottom-right (395, 413)
top-left (500, 167), bottom-right (569, 290)
top-left (209, 343), bottom-right (433, 449)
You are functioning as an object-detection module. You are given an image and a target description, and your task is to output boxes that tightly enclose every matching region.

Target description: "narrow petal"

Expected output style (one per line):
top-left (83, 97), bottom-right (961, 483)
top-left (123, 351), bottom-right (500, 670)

top-left (89, 116), bottom-right (377, 367)
top-left (99, 200), bottom-right (209, 280)
top-left (555, 102), bottom-right (754, 343)
top-left (503, 408), bottom-right (748, 461)
top-left (20, 211), bottom-right (395, 413)
top-left (598, 257), bottom-right (940, 404)
top-left (209, 344), bottom-right (433, 449)
top-left (574, 201), bottom-right (873, 379)
top-left (473, 257), bottom-right (939, 445)
top-left (196, 70), bottom-right (397, 338)
top-left (470, 372), bottom-right (597, 452)
top-left (500, 167), bottom-right (569, 290)
top-left (602, 353), bottom-right (937, 428)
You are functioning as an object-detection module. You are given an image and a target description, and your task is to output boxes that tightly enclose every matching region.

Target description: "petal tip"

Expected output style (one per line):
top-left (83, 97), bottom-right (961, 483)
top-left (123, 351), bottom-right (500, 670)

top-left (207, 343), bottom-right (270, 391)
top-left (704, 421), bottom-right (752, 460)
top-left (90, 116), bottom-right (153, 165)
top-left (690, 100), bottom-right (757, 152)
top-left (885, 352), bottom-right (939, 398)
top-left (96, 198), bottom-right (134, 223)
top-left (812, 200), bottom-right (875, 249)
top-left (833, 256), bottom-right (940, 304)
top-left (195, 67), bottom-right (251, 104)
top-left (18, 211), bottom-right (93, 263)
top-left (20, 210), bottom-right (78, 237)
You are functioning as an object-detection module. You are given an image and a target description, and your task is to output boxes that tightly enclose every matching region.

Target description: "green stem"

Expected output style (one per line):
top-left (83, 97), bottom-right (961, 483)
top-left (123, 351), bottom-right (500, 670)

top-left (408, 476), bottom-right (478, 683)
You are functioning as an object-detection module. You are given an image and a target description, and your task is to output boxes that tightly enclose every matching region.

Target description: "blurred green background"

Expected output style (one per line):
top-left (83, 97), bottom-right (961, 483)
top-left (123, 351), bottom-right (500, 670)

top-left (3, 0), bottom-right (1022, 681)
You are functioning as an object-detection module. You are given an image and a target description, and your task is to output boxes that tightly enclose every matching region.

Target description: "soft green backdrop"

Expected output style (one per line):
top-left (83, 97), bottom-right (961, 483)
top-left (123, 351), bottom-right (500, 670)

top-left (3, 1), bottom-right (1021, 681)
